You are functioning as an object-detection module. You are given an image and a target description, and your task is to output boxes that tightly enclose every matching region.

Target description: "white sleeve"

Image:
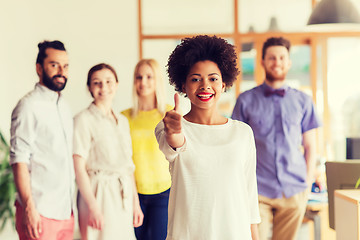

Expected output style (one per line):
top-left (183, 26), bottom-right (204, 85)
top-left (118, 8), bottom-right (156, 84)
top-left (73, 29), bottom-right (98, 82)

top-left (10, 100), bottom-right (35, 165)
top-left (154, 120), bottom-right (186, 163)
top-left (245, 127), bottom-right (261, 224)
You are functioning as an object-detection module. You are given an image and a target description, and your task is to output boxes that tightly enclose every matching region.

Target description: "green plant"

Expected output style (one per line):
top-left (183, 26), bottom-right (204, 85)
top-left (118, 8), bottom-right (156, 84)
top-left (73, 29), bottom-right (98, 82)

top-left (356, 177), bottom-right (360, 189)
top-left (0, 131), bottom-right (15, 231)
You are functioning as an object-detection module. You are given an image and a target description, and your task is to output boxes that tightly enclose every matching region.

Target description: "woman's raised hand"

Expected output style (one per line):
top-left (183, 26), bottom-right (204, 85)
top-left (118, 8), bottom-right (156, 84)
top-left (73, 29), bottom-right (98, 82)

top-left (163, 93), bottom-right (185, 148)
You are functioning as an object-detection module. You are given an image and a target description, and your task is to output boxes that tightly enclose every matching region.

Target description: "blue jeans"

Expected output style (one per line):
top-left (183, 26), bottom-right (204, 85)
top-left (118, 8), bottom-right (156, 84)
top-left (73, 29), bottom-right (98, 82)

top-left (135, 189), bottom-right (170, 240)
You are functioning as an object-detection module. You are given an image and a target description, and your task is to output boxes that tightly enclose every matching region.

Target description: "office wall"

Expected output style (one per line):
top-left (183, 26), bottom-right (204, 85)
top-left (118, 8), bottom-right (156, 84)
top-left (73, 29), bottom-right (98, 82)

top-left (0, 0), bottom-right (139, 141)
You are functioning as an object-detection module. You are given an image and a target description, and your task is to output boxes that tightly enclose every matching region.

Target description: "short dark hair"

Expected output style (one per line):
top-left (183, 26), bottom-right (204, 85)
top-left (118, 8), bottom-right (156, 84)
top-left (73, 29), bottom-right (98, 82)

top-left (87, 63), bottom-right (118, 87)
top-left (36, 40), bottom-right (66, 65)
top-left (167, 35), bottom-right (239, 93)
top-left (262, 37), bottom-right (290, 60)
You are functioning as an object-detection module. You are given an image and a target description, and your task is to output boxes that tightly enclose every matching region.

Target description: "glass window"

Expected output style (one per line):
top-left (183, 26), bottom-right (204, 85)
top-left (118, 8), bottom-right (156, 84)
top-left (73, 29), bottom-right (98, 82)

top-left (240, 42), bottom-right (257, 92)
top-left (351, 0), bottom-right (360, 11)
top-left (326, 37), bottom-right (360, 160)
top-left (215, 38), bottom-right (237, 117)
top-left (218, 87), bottom-right (236, 118)
top-left (288, 44), bottom-right (311, 95)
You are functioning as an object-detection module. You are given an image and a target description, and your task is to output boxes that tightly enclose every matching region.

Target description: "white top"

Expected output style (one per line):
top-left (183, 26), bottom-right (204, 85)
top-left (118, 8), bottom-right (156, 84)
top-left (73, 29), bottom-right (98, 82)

top-left (10, 83), bottom-right (74, 220)
top-left (155, 118), bottom-right (261, 240)
top-left (73, 103), bottom-right (135, 176)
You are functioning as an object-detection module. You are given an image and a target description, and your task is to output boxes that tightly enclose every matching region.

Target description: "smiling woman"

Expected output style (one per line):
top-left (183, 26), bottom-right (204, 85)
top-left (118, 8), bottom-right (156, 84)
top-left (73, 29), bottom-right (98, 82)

top-left (184, 60), bottom-right (225, 111)
top-left (73, 63), bottom-right (143, 240)
top-left (87, 67), bottom-right (118, 103)
top-left (155, 35), bottom-right (261, 240)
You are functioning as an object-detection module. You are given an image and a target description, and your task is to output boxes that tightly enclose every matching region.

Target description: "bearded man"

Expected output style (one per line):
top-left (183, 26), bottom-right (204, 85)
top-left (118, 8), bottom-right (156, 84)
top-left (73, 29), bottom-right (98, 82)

top-left (232, 37), bottom-right (321, 240)
top-left (10, 40), bottom-right (75, 240)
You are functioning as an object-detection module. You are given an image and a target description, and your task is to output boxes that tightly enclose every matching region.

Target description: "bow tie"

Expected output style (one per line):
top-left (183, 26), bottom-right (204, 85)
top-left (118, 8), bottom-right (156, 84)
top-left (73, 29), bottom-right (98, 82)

top-left (264, 89), bottom-right (285, 97)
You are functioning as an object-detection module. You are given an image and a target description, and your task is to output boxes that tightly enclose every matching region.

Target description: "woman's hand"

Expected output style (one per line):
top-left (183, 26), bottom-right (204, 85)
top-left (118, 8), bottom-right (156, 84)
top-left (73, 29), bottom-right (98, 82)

top-left (163, 93), bottom-right (185, 148)
top-left (87, 203), bottom-right (104, 230)
top-left (133, 201), bottom-right (144, 227)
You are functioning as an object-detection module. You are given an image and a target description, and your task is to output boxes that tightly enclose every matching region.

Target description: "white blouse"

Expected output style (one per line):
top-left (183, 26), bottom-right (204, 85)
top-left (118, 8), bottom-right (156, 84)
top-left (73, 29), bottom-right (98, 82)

top-left (156, 118), bottom-right (261, 240)
top-left (73, 103), bottom-right (134, 176)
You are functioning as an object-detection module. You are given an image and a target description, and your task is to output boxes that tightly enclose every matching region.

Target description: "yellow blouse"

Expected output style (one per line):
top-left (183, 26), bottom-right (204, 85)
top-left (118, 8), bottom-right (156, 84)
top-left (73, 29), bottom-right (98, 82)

top-left (122, 105), bottom-right (172, 195)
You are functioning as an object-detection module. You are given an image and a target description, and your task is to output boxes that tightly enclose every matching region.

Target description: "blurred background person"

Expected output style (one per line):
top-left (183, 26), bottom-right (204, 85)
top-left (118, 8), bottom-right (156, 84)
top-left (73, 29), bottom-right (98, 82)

top-left (232, 37), bottom-right (320, 240)
top-left (10, 40), bottom-right (75, 240)
top-left (73, 63), bottom-right (143, 240)
top-left (122, 59), bottom-right (172, 240)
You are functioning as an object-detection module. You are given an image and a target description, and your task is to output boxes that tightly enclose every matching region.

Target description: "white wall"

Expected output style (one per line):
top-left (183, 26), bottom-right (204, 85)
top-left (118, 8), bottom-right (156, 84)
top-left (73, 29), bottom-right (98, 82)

top-left (0, 0), bottom-right (139, 142)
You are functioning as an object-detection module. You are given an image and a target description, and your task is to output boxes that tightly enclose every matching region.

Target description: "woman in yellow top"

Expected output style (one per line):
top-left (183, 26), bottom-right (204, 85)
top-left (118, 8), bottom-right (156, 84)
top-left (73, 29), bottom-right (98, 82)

top-left (122, 59), bottom-right (172, 240)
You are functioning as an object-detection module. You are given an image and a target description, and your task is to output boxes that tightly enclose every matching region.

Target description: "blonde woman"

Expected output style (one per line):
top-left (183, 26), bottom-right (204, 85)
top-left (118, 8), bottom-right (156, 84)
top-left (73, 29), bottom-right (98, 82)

top-left (73, 63), bottom-right (143, 240)
top-left (122, 59), bottom-right (172, 240)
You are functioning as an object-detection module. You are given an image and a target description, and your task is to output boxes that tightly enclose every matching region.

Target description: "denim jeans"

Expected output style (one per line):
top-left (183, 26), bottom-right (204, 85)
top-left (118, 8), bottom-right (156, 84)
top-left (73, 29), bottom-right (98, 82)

top-left (135, 188), bottom-right (170, 240)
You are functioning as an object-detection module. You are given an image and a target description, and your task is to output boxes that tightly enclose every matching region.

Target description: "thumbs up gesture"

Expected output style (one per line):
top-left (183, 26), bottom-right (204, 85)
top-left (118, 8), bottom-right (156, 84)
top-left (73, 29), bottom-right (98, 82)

top-left (163, 93), bottom-right (185, 148)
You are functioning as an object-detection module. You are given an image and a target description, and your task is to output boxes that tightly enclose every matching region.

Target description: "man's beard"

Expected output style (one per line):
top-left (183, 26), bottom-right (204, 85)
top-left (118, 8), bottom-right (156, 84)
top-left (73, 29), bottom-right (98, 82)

top-left (42, 70), bottom-right (67, 92)
top-left (265, 70), bottom-right (286, 83)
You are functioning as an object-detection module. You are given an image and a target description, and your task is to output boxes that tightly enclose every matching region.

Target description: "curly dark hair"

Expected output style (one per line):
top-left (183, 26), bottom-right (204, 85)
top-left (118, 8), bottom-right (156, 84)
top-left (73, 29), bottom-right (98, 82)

top-left (262, 37), bottom-right (290, 60)
top-left (167, 35), bottom-right (239, 93)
